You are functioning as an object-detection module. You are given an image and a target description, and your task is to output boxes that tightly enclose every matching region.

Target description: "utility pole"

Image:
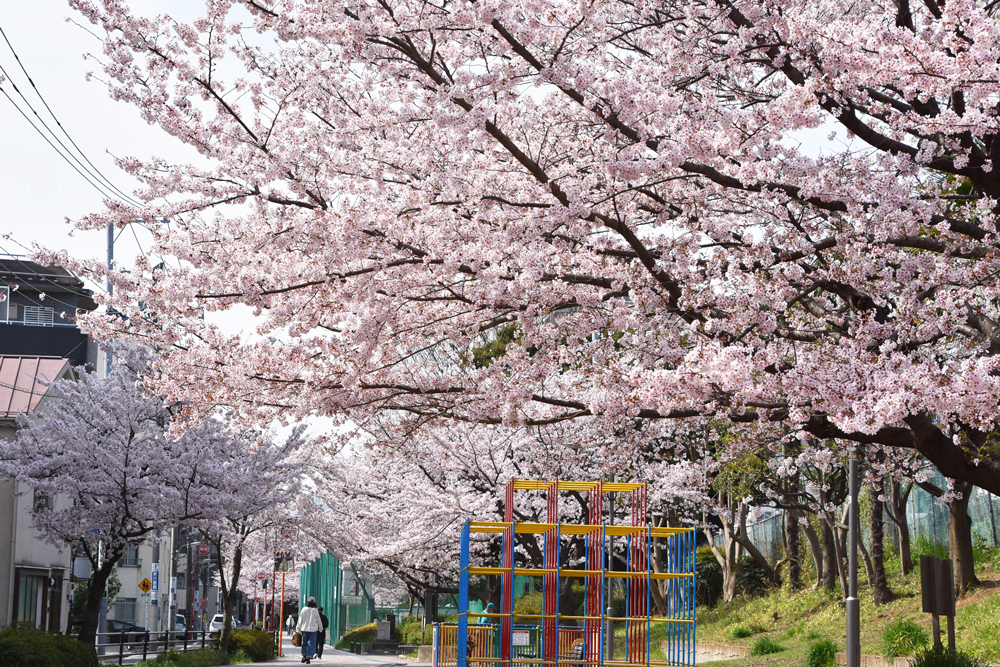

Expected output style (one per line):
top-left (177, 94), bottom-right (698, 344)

top-left (846, 456), bottom-right (860, 667)
top-left (105, 222), bottom-right (114, 376)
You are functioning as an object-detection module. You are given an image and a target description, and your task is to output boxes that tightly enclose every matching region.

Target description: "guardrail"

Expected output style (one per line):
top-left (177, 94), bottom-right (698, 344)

top-left (86, 629), bottom-right (220, 665)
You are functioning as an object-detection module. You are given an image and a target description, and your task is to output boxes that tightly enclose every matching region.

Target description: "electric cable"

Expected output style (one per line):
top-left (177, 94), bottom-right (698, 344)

top-left (0, 23), bottom-right (143, 207)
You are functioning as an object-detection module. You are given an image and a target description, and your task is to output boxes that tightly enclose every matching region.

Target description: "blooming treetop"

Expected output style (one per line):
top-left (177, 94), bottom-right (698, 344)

top-left (60, 0), bottom-right (1000, 493)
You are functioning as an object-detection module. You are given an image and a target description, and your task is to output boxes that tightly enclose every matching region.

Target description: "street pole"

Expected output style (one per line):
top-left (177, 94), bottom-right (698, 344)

top-left (846, 456), bottom-right (860, 667)
top-left (279, 572), bottom-right (286, 657)
top-left (105, 222), bottom-right (114, 376)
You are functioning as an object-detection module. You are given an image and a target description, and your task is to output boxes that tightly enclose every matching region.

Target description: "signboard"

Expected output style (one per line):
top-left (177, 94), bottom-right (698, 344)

top-left (198, 542), bottom-right (211, 555)
top-left (151, 564), bottom-right (159, 602)
top-left (274, 551), bottom-right (294, 573)
top-left (512, 630), bottom-right (530, 647)
top-left (200, 598), bottom-right (206, 610)
top-left (257, 571), bottom-right (267, 580)
top-left (138, 578), bottom-right (152, 593)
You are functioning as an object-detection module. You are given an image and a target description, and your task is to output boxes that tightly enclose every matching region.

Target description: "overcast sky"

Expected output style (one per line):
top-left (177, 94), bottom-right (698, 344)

top-left (0, 0), bottom-right (202, 278)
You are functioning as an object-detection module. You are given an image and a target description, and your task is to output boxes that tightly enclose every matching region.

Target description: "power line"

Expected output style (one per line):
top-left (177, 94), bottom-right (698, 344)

top-left (0, 22), bottom-right (143, 206)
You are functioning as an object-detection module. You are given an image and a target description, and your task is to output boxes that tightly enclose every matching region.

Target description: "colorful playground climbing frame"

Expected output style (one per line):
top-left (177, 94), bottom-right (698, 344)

top-left (434, 479), bottom-right (696, 667)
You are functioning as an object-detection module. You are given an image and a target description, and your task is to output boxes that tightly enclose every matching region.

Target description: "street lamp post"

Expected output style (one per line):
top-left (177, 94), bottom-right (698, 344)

top-left (846, 456), bottom-right (860, 667)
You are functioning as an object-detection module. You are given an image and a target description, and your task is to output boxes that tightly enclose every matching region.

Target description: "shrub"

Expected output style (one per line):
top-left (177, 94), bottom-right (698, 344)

top-left (806, 631), bottom-right (823, 641)
top-left (0, 627), bottom-right (98, 667)
top-left (913, 535), bottom-right (948, 560)
top-left (750, 637), bottom-right (784, 656)
top-left (227, 629), bottom-right (274, 662)
top-left (736, 558), bottom-right (775, 598)
top-left (398, 617), bottom-right (433, 645)
top-left (335, 621), bottom-right (378, 649)
top-left (911, 645), bottom-right (983, 667)
top-left (230, 648), bottom-right (253, 664)
top-left (805, 640), bottom-right (839, 667)
top-left (881, 619), bottom-right (928, 658)
top-left (696, 547), bottom-right (724, 607)
top-left (730, 626), bottom-right (753, 639)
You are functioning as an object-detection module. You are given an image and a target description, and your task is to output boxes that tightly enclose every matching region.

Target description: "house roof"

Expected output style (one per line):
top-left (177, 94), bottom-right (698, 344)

top-left (0, 355), bottom-right (71, 419)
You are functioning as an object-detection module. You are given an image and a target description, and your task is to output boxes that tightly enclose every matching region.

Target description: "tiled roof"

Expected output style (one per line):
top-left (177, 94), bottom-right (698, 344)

top-left (0, 355), bottom-right (71, 419)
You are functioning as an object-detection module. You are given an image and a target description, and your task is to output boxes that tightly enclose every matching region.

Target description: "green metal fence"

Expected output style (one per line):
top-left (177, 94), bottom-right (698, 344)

top-left (299, 552), bottom-right (343, 645)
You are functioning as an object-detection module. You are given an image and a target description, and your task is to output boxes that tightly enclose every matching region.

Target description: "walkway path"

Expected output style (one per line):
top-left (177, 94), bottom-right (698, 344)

top-left (257, 635), bottom-right (432, 667)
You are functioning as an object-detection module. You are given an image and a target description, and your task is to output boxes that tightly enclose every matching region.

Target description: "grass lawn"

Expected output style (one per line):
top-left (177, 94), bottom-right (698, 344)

top-left (647, 549), bottom-right (1000, 667)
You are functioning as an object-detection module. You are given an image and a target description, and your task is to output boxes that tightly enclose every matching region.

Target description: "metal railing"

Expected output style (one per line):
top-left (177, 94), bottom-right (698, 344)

top-left (89, 629), bottom-right (220, 666)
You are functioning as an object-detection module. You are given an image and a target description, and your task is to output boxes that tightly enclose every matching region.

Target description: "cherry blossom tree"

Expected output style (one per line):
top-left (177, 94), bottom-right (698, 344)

top-left (56, 0), bottom-right (1000, 503)
top-left (191, 426), bottom-right (306, 653)
top-left (0, 354), bottom-right (227, 645)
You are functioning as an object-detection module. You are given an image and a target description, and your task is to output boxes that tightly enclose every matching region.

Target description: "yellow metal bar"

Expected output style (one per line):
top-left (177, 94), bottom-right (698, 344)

top-left (558, 525), bottom-right (603, 535)
top-left (650, 573), bottom-right (694, 580)
top-left (558, 615), bottom-right (604, 621)
top-left (469, 567), bottom-right (510, 575)
top-left (468, 612), bottom-right (507, 618)
top-left (513, 480), bottom-right (551, 490)
top-left (648, 618), bottom-right (695, 624)
top-left (513, 568), bottom-right (558, 576)
top-left (604, 526), bottom-right (648, 537)
top-left (511, 613), bottom-right (558, 619)
top-left (556, 481), bottom-right (600, 491)
top-left (557, 570), bottom-right (602, 578)
top-left (602, 483), bottom-right (644, 493)
top-left (649, 527), bottom-right (694, 536)
top-left (515, 523), bottom-right (556, 534)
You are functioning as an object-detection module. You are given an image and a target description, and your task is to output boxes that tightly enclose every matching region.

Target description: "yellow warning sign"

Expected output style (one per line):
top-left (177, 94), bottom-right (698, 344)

top-left (138, 578), bottom-right (152, 593)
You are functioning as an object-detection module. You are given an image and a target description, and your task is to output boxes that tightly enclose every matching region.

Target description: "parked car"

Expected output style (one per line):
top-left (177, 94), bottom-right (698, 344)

top-left (174, 614), bottom-right (188, 641)
top-left (105, 620), bottom-right (148, 648)
top-left (209, 614), bottom-right (225, 633)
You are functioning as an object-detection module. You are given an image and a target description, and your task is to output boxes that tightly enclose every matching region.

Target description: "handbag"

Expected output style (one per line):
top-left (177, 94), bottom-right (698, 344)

top-left (293, 631), bottom-right (302, 647)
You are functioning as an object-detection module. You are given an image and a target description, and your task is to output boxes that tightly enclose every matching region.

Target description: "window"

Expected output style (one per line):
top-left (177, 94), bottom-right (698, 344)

top-left (15, 573), bottom-right (43, 628)
top-left (118, 546), bottom-right (140, 568)
top-left (33, 488), bottom-right (52, 511)
top-left (114, 597), bottom-right (137, 624)
top-left (23, 305), bottom-right (54, 326)
top-left (0, 285), bottom-right (8, 322)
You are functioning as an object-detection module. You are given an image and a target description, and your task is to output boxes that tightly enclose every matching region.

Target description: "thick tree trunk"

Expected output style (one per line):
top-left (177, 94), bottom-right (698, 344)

top-left (784, 510), bottom-right (802, 592)
top-left (949, 482), bottom-right (980, 595)
top-left (703, 504), bottom-right (742, 603)
top-left (220, 543), bottom-right (244, 655)
top-left (78, 552), bottom-right (121, 646)
top-left (869, 485), bottom-right (893, 604)
top-left (888, 482), bottom-right (914, 576)
top-left (820, 519), bottom-right (837, 592)
top-left (802, 521), bottom-right (824, 589)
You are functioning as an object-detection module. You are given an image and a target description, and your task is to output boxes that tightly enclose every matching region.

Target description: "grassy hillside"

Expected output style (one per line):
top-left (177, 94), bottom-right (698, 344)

top-left (650, 548), bottom-right (1000, 667)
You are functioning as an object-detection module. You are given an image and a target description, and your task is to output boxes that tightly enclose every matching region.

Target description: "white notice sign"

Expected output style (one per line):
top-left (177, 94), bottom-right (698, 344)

top-left (512, 630), bottom-right (530, 646)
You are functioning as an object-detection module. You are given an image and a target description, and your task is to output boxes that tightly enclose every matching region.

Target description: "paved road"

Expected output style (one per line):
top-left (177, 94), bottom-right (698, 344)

top-left (258, 635), bottom-right (432, 666)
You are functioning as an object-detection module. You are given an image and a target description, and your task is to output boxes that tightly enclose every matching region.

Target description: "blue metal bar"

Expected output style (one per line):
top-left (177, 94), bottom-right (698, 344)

top-left (598, 523), bottom-right (614, 667)
top-left (691, 529), bottom-right (697, 667)
top-left (458, 521), bottom-right (471, 667)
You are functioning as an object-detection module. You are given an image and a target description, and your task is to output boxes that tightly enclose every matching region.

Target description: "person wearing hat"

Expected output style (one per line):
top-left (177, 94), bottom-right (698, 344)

top-left (297, 596), bottom-right (323, 664)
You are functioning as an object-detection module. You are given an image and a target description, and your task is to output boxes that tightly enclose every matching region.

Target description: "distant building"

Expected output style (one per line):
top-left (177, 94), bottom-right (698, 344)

top-left (0, 256), bottom-right (98, 368)
top-left (0, 355), bottom-right (75, 632)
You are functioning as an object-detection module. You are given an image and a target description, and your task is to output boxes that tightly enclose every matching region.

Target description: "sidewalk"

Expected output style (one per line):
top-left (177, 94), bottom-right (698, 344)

top-left (258, 634), bottom-right (433, 666)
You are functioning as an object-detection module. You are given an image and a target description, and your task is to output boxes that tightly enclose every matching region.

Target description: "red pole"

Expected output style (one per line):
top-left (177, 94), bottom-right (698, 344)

top-left (279, 572), bottom-right (286, 657)
top-left (190, 541), bottom-right (197, 633)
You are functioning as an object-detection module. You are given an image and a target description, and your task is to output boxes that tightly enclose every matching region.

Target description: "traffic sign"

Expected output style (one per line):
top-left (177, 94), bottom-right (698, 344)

top-left (198, 542), bottom-right (210, 555)
top-left (257, 571), bottom-right (267, 580)
top-left (138, 578), bottom-right (152, 593)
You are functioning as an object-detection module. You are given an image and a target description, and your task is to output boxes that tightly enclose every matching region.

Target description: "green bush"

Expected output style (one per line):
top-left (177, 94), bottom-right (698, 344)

top-left (750, 637), bottom-right (784, 656)
top-left (736, 558), bottom-right (775, 598)
top-left (913, 535), bottom-right (948, 560)
top-left (0, 627), bottom-right (97, 667)
top-left (696, 547), bottom-right (724, 608)
top-left (911, 645), bottom-right (983, 667)
top-left (230, 649), bottom-right (252, 664)
top-left (882, 619), bottom-right (928, 658)
top-left (730, 626), bottom-right (753, 639)
top-left (227, 629), bottom-right (274, 662)
top-left (138, 649), bottom-right (228, 666)
top-left (397, 616), bottom-right (434, 645)
top-left (805, 640), bottom-right (839, 667)
top-left (335, 621), bottom-right (377, 649)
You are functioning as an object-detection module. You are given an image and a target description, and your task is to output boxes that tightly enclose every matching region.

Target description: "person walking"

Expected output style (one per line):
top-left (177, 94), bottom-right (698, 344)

top-left (316, 606), bottom-right (329, 659)
top-left (296, 596), bottom-right (323, 664)
top-left (286, 614), bottom-right (295, 636)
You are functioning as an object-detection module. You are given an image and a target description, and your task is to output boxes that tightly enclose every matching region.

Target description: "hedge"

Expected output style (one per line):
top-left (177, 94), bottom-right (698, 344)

top-left (0, 627), bottom-right (98, 667)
